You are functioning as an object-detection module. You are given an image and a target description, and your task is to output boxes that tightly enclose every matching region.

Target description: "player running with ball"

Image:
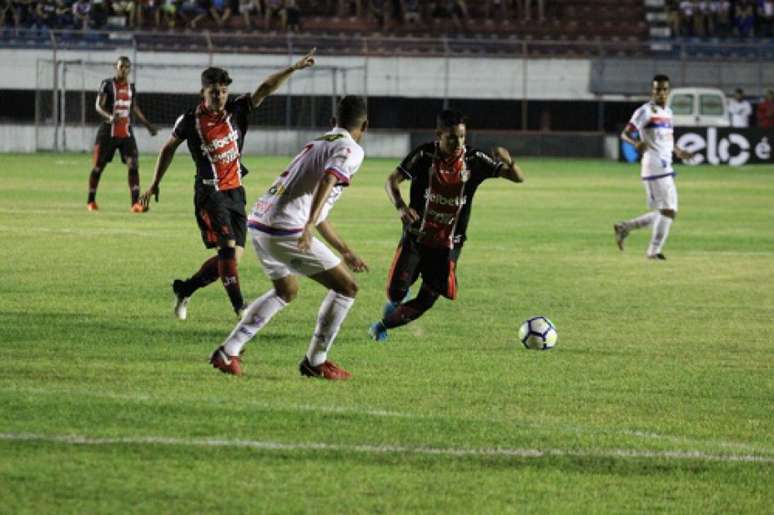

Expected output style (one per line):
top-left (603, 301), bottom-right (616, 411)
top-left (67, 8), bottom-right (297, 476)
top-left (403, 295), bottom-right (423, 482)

top-left (368, 109), bottom-right (525, 342)
top-left (614, 74), bottom-right (694, 260)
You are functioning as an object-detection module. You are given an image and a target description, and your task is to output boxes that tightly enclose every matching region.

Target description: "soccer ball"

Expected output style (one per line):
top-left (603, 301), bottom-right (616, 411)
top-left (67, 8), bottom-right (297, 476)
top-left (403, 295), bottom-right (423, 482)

top-left (518, 316), bottom-right (558, 350)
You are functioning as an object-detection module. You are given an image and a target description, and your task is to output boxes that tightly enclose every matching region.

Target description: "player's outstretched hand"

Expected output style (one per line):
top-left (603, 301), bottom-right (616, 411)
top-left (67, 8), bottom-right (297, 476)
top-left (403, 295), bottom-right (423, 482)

top-left (148, 125), bottom-right (159, 137)
top-left (343, 251), bottom-right (369, 273)
top-left (493, 146), bottom-right (514, 165)
top-left (635, 141), bottom-right (650, 153)
top-left (297, 225), bottom-right (313, 252)
top-left (292, 48), bottom-right (316, 71)
top-left (139, 186), bottom-right (159, 211)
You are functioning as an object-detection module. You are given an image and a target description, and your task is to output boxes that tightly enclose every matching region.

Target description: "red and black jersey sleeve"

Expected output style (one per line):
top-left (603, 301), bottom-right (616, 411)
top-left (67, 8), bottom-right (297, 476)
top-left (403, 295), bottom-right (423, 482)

top-left (398, 142), bottom-right (434, 180)
top-left (467, 148), bottom-right (506, 183)
top-left (97, 78), bottom-right (114, 114)
top-left (172, 111), bottom-right (194, 141)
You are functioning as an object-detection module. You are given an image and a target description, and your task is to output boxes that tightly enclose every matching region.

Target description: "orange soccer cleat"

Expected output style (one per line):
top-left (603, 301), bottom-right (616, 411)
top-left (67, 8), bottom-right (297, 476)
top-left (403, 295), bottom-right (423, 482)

top-left (209, 346), bottom-right (243, 376)
top-left (298, 357), bottom-right (352, 381)
top-left (87, 201), bottom-right (99, 211)
top-left (130, 202), bottom-right (147, 213)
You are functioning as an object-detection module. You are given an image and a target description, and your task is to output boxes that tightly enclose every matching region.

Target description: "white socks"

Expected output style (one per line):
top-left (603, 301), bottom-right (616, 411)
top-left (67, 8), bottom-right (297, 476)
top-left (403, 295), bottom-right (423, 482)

top-left (223, 289), bottom-right (287, 357)
top-left (306, 290), bottom-right (356, 367)
top-left (624, 211), bottom-right (658, 230)
top-left (647, 214), bottom-right (673, 257)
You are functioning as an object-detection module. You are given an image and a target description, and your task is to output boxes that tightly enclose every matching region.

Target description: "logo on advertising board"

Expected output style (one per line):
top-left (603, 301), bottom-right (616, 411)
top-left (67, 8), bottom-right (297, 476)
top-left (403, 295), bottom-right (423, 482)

top-left (675, 128), bottom-right (772, 166)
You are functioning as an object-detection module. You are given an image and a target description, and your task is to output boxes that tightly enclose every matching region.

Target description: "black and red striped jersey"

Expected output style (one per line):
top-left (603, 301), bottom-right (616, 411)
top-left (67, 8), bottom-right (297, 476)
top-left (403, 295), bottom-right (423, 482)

top-left (398, 142), bottom-right (504, 248)
top-left (98, 78), bottom-right (136, 139)
top-left (172, 95), bottom-right (253, 191)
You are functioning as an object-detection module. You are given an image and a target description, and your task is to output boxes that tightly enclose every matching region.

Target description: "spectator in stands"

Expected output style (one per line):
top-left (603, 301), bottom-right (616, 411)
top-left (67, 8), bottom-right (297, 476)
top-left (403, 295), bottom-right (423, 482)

top-left (734, 0), bottom-right (755, 37)
top-left (338, 0), bottom-right (363, 17)
top-left (265, 0), bottom-right (283, 28)
top-left (135, 0), bottom-right (155, 29)
top-left (486, 0), bottom-right (514, 19)
top-left (32, 0), bottom-right (57, 33)
top-left (667, 0), bottom-right (682, 36)
top-left (209, 0), bottom-right (232, 28)
top-left (756, 89), bottom-right (774, 128)
top-left (238, 0), bottom-right (260, 29)
top-left (156, 0), bottom-right (179, 28)
top-left (179, 0), bottom-right (207, 29)
top-left (369, 0), bottom-right (388, 28)
top-left (55, 0), bottom-right (75, 28)
top-left (524, 0), bottom-right (544, 21)
top-left (400, 0), bottom-right (421, 24)
top-left (758, 0), bottom-right (773, 36)
top-left (111, 0), bottom-right (135, 28)
top-left (0, 0), bottom-right (13, 30)
top-left (728, 88), bottom-right (752, 127)
top-left (710, 0), bottom-right (732, 36)
top-left (431, 0), bottom-right (469, 30)
top-left (90, 0), bottom-right (108, 28)
top-left (72, 0), bottom-right (91, 29)
top-left (284, 0), bottom-right (302, 31)
top-left (11, 0), bottom-right (34, 29)
top-left (679, 0), bottom-right (694, 35)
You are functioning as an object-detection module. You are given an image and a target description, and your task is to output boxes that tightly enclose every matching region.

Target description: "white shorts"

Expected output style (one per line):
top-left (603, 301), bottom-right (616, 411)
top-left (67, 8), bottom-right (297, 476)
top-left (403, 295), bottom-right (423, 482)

top-left (643, 175), bottom-right (678, 211)
top-left (249, 229), bottom-right (341, 280)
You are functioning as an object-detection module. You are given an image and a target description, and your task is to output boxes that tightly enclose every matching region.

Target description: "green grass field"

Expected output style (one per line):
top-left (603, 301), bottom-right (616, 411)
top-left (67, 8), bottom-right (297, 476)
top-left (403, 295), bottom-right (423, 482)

top-left (1, 152), bottom-right (772, 514)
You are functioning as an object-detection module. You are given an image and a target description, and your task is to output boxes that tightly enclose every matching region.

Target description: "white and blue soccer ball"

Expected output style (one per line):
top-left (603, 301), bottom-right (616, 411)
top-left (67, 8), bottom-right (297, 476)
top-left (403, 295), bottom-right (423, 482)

top-left (518, 316), bottom-right (558, 350)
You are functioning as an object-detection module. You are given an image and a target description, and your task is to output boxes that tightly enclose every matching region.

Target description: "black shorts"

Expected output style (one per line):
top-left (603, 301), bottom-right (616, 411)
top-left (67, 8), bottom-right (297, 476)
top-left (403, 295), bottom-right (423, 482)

top-left (386, 235), bottom-right (462, 300)
top-left (194, 185), bottom-right (247, 249)
top-left (92, 124), bottom-right (138, 168)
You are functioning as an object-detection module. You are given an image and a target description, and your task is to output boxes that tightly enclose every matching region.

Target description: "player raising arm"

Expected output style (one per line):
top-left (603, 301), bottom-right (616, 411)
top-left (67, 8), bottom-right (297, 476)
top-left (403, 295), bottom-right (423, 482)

top-left (209, 96), bottom-right (369, 380)
top-left (615, 73), bottom-right (693, 260)
top-left (368, 109), bottom-right (524, 342)
top-left (138, 49), bottom-right (316, 320)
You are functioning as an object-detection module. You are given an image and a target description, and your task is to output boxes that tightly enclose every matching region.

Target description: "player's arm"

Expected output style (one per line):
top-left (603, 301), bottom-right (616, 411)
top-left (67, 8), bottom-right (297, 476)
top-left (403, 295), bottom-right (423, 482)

top-left (386, 169), bottom-right (419, 224)
top-left (493, 147), bottom-right (524, 183)
top-left (95, 92), bottom-right (113, 123)
top-left (251, 48), bottom-right (316, 108)
top-left (621, 123), bottom-right (648, 153)
top-left (132, 103), bottom-right (158, 136)
top-left (298, 173), bottom-right (337, 252)
top-left (139, 134), bottom-right (184, 209)
top-left (316, 219), bottom-right (369, 273)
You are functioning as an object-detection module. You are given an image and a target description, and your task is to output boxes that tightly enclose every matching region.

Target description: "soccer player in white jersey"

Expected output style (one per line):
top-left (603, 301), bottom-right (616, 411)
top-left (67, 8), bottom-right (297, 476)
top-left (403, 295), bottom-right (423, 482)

top-left (615, 74), bottom-right (693, 260)
top-left (209, 96), bottom-right (369, 380)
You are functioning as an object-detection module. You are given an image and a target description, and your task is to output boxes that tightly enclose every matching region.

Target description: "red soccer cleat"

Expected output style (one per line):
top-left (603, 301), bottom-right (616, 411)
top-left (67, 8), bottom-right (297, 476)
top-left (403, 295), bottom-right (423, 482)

top-left (298, 357), bottom-right (352, 381)
top-left (209, 346), bottom-right (242, 376)
top-left (87, 201), bottom-right (99, 212)
top-left (130, 202), bottom-right (147, 213)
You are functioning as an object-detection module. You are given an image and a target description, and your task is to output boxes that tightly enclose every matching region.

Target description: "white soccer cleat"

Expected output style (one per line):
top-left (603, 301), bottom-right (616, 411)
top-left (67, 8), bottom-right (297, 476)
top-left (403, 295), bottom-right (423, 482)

top-left (172, 280), bottom-right (190, 321)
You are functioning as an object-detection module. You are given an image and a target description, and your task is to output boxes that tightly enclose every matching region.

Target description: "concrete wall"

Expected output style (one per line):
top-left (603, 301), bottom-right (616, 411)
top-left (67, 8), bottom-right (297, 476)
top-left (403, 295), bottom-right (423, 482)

top-left (0, 48), bottom-right (594, 100)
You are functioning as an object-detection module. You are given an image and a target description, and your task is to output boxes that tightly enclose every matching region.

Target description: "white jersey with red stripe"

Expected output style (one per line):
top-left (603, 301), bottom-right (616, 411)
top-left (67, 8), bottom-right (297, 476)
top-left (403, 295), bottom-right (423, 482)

top-left (627, 101), bottom-right (675, 179)
top-left (248, 127), bottom-right (364, 235)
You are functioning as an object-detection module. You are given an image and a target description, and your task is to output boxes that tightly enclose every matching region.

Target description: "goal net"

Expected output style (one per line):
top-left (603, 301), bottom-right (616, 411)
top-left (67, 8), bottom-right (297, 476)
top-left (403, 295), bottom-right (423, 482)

top-left (35, 58), bottom-right (367, 152)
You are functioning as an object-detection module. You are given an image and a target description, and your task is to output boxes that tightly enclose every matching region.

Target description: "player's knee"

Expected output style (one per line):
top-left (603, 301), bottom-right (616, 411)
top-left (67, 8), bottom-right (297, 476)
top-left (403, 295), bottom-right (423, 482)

top-left (661, 209), bottom-right (676, 219)
top-left (388, 286), bottom-right (409, 303)
top-left (91, 166), bottom-right (104, 175)
top-left (276, 284), bottom-right (298, 303)
top-left (336, 279), bottom-right (359, 298)
top-left (416, 289), bottom-right (439, 311)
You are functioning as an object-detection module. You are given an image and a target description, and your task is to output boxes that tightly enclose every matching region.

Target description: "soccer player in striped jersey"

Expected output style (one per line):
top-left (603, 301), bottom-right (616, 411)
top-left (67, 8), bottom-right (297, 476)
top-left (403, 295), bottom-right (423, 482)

top-left (368, 109), bottom-right (525, 342)
top-left (87, 56), bottom-right (158, 213)
top-left (139, 49), bottom-right (316, 320)
top-left (209, 96), bottom-right (369, 380)
top-left (615, 74), bottom-right (694, 260)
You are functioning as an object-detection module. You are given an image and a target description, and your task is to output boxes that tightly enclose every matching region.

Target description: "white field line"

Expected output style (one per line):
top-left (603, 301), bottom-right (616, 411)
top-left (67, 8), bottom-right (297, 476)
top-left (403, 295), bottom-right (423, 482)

top-left (1, 432), bottom-right (772, 464)
top-left (7, 385), bottom-right (774, 456)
